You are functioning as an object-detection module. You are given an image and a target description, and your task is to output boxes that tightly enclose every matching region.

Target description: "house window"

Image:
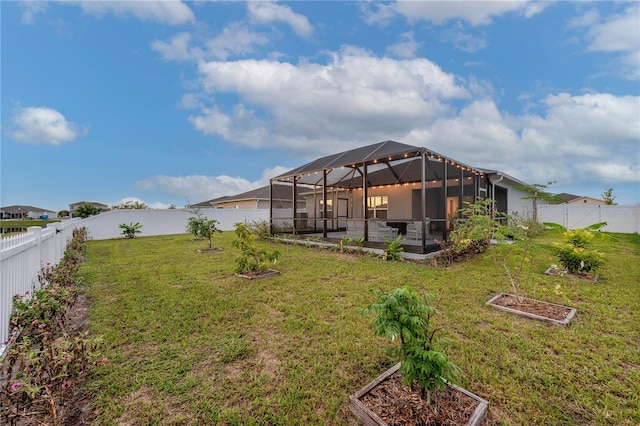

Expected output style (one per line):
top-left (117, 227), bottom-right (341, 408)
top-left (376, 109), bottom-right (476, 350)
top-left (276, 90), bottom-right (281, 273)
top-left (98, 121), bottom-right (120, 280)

top-left (320, 199), bottom-right (333, 218)
top-left (367, 196), bottom-right (388, 220)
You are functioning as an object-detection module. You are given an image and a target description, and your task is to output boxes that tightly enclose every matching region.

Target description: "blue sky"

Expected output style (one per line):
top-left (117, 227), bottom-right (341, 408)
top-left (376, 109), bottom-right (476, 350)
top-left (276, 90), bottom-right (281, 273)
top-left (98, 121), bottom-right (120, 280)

top-left (2, 0), bottom-right (639, 211)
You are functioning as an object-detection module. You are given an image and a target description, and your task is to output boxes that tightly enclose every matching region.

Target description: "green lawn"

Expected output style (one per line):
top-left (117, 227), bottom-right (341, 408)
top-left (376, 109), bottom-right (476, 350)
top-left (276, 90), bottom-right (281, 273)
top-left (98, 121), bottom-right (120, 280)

top-left (81, 230), bottom-right (640, 425)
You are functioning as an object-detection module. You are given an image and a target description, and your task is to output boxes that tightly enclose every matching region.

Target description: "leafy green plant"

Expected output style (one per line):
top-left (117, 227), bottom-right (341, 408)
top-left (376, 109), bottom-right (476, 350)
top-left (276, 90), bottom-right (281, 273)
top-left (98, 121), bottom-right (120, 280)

top-left (201, 219), bottom-right (222, 249)
top-left (232, 223), bottom-right (279, 274)
top-left (111, 200), bottom-right (148, 209)
top-left (546, 225), bottom-right (606, 275)
top-left (250, 220), bottom-right (272, 241)
top-left (186, 208), bottom-right (207, 239)
top-left (119, 222), bottom-right (142, 239)
top-left (382, 234), bottom-right (404, 261)
top-left (356, 288), bottom-right (458, 405)
top-left (340, 236), bottom-right (350, 253)
top-left (74, 204), bottom-right (102, 218)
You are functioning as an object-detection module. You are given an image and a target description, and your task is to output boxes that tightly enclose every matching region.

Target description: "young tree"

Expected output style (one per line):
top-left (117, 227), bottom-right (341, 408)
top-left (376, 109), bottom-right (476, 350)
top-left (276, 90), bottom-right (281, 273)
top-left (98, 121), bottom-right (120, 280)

top-left (602, 188), bottom-right (617, 205)
top-left (74, 204), bottom-right (102, 218)
top-left (515, 181), bottom-right (562, 222)
top-left (119, 222), bottom-right (142, 239)
top-left (112, 201), bottom-right (148, 209)
top-left (202, 219), bottom-right (222, 249)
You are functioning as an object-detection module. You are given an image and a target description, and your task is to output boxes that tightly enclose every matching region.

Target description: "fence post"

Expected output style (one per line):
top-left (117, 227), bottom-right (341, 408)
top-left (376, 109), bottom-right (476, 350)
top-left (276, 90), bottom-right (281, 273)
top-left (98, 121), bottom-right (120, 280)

top-left (27, 226), bottom-right (43, 291)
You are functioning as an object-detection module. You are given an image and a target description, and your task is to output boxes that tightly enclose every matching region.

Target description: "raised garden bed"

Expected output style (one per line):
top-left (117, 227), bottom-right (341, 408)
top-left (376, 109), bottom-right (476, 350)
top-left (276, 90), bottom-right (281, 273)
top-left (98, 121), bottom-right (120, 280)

top-left (235, 269), bottom-right (280, 280)
top-left (486, 293), bottom-right (576, 327)
top-left (350, 362), bottom-right (488, 426)
top-left (545, 267), bottom-right (597, 282)
top-left (197, 247), bottom-right (223, 253)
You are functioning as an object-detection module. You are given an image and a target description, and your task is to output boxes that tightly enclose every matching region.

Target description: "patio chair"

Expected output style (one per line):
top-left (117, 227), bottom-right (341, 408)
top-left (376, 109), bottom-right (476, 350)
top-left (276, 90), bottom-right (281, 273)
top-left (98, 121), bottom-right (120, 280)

top-left (406, 218), bottom-right (430, 240)
top-left (368, 219), bottom-right (398, 242)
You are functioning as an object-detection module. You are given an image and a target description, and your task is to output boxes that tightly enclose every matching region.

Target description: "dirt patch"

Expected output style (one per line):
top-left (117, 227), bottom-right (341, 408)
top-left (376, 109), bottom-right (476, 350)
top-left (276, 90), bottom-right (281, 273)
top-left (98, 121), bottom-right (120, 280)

top-left (360, 372), bottom-right (479, 425)
top-left (235, 269), bottom-right (280, 280)
top-left (490, 294), bottom-right (573, 321)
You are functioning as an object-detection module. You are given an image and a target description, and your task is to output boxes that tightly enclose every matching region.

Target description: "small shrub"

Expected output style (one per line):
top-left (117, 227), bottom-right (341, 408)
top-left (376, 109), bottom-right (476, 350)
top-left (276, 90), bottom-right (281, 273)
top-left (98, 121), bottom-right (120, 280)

top-left (552, 227), bottom-right (605, 274)
top-left (250, 220), bottom-right (272, 241)
top-left (119, 222), bottom-right (142, 239)
top-left (1, 227), bottom-right (105, 426)
top-left (232, 223), bottom-right (279, 274)
top-left (186, 215), bottom-right (207, 240)
top-left (382, 234), bottom-right (404, 261)
top-left (553, 243), bottom-right (605, 274)
top-left (562, 228), bottom-right (594, 249)
top-left (201, 218), bottom-right (222, 249)
top-left (356, 288), bottom-right (458, 404)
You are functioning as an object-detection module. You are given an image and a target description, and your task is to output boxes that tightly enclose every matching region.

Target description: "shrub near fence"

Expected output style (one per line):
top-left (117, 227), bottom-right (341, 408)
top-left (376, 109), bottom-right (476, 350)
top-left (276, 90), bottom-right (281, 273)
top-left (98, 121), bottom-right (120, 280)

top-left (0, 219), bottom-right (81, 355)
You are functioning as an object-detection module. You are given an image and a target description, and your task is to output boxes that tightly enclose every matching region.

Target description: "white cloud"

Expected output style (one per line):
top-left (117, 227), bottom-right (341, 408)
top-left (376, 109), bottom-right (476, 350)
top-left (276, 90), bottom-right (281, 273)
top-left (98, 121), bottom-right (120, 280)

top-left (586, 6), bottom-right (639, 53)
top-left (18, 0), bottom-right (47, 24)
top-left (152, 32), bottom-right (201, 62)
top-left (572, 5), bottom-right (640, 80)
top-left (204, 23), bottom-right (270, 60)
top-left (192, 48), bottom-right (468, 155)
top-left (247, 1), bottom-right (313, 38)
top-left (386, 31), bottom-right (420, 58)
top-left (392, 0), bottom-right (530, 26)
top-left (406, 92), bottom-right (639, 189)
top-left (135, 174), bottom-right (268, 204)
top-left (68, 0), bottom-right (195, 26)
top-left (440, 24), bottom-right (488, 52)
top-left (9, 106), bottom-right (87, 146)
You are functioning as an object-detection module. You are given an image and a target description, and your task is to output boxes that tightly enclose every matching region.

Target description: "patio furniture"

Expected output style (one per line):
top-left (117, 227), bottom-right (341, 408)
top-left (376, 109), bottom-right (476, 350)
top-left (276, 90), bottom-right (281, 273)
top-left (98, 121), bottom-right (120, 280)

top-left (368, 219), bottom-right (398, 242)
top-left (346, 219), bottom-right (398, 242)
top-left (407, 218), bottom-right (430, 240)
top-left (346, 219), bottom-right (365, 239)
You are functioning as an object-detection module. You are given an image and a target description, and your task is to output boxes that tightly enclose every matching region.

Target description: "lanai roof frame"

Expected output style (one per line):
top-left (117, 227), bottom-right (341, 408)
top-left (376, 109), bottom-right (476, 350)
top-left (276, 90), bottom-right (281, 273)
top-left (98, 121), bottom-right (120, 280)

top-left (270, 140), bottom-right (487, 253)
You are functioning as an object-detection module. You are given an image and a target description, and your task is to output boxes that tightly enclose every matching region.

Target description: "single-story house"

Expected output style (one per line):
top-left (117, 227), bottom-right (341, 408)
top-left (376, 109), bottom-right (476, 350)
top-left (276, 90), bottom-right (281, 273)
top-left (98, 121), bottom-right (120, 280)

top-left (270, 140), bottom-right (538, 254)
top-left (0, 205), bottom-right (57, 220)
top-left (69, 201), bottom-right (109, 217)
top-left (191, 184), bottom-right (306, 211)
top-left (553, 193), bottom-right (607, 205)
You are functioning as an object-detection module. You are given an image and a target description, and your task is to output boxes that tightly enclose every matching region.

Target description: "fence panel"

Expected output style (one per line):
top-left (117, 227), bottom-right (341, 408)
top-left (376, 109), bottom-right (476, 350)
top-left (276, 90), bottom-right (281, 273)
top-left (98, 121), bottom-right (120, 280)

top-left (537, 204), bottom-right (640, 233)
top-left (0, 220), bottom-right (80, 355)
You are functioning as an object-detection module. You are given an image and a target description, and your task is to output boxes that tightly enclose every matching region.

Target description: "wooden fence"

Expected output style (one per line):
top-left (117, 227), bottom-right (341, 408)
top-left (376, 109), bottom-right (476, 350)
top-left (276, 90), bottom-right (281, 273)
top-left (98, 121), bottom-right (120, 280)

top-left (0, 219), bottom-right (82, 355)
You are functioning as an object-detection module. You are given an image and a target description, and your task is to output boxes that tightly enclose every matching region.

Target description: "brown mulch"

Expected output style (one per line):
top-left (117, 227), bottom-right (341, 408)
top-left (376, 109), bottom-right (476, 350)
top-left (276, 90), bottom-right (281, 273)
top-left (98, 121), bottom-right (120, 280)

top-left (491, 294), bottom-right (572, 320)
top-left (360, 373), bottom-right (478, 426)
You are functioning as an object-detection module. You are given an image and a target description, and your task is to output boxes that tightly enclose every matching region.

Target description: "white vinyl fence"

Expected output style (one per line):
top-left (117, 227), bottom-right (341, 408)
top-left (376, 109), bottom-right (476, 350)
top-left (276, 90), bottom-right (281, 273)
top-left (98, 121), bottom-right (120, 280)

top-left (537, 204), bottom-right (640, 234)
top-left (1, 219), bottom-right (82, 355)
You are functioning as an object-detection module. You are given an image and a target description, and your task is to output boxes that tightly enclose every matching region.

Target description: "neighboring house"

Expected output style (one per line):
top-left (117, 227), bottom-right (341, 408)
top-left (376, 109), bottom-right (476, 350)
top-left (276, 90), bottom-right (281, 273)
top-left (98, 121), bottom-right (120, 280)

top-left (0, 205), bottom-right (57, 220)
top-left (270, 140), bottom-right (537, 254)
top-left (69, 201), bottom-right (109, 217)
top-left (553, 193), bottom-right (607, 205)
top-left (191, 184), bottom-right (306, 211)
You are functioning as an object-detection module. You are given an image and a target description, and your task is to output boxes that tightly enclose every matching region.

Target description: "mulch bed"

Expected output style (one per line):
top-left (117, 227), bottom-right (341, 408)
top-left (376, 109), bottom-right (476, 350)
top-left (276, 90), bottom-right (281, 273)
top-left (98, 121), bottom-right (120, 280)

top-left (490, 294), bottom-right (572, 321)
top-left (235, 269), bottom-right (280, 280)
top-left (197, 247), bottom-right (223, 253)
top-left (360, 373), bottom-right (477, 426)
top-left (545, 267), bottom-right (598, 282)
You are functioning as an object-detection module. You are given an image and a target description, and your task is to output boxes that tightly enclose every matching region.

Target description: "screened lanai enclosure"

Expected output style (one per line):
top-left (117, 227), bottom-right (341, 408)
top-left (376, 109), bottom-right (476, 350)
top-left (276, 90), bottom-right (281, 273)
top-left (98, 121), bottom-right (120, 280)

top-left (269, 141), bottom-right (505, 254)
